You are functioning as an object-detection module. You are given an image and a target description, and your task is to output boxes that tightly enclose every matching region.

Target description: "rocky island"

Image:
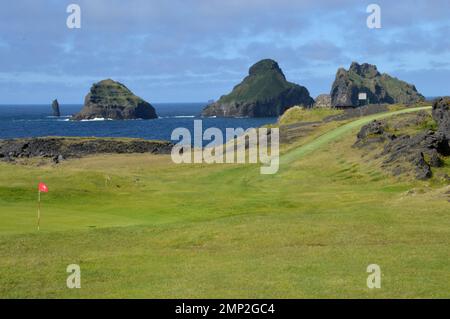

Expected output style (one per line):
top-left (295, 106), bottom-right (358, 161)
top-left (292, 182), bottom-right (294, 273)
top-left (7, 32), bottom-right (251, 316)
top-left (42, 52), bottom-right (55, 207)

top-left (201, 59), bottom-right (314, 117)
top-left (51, 99), bottom-right (60, 117)
top-left (72, 79), bottom-right (157, 120)
top-left (331, 62), bottom-right (425, 107)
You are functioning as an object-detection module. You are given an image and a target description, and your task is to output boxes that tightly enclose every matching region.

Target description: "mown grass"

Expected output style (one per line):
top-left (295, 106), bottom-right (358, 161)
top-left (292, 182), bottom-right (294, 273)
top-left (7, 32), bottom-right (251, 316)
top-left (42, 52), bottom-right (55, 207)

top-left (0, 107), bottom-right (449, 298)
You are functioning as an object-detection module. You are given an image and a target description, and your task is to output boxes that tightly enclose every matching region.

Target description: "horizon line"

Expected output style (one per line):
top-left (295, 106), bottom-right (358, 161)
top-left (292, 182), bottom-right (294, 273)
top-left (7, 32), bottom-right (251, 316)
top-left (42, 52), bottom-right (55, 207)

top-left (0, 101), bottom-right (212, 106)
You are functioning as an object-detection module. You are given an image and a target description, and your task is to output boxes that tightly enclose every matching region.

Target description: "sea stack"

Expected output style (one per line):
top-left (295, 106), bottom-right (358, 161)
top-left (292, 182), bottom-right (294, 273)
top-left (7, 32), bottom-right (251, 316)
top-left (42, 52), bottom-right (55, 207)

top-left (330, 62), bottom-right (425, 107)
top-left (72, 79), bottom-right (157, 120)
top-left (52, 99), bottom-right (60, 117)
top-left (201, 59), bottom-right (314, 117)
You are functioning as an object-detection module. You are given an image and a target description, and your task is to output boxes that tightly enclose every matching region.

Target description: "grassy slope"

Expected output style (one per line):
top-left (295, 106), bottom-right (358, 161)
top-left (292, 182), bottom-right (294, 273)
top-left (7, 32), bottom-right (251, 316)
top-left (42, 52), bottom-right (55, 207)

top-left (0, 107), bottom-right (449, 298)
top-left (219, 60), bottom-right (300, 104)
top-left (221, 72), bottom-right (289, 103)
top-left (278, 106), bottom-right (343, 125)
top-left (281, 106), bottom-right (432, 164)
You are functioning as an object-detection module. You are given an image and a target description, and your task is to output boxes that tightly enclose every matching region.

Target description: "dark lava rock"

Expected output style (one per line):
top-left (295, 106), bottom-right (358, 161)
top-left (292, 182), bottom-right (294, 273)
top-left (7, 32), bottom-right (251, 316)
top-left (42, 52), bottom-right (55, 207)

top-left (414, 152), bottom-right (432, 180)
top-left (381, 130), bottom-right (448, 179)
top-left (331, 62), bottom-right (424, 107)
top-left (0, 137), bottom-right (173, 163)
top-left (382, 130), bottom-right (448, 161)
top-left (355, 116), bottom-right (448, 179)
top-left (202, 59), bottom-right (314, 117)
top-left (354, 120), bottom-right (393, 147)
top-left (429, 149), bottom-right (443, 167)
top-left (357, 120), bottom-right (385, 139)
top-left (52, 99), bottom-right (61, 117)
top-left (432, 96), bottom-right (450, 140)
top-left (52, 154), bottom-right (65, 164)
top-left (72, 79), bottom-right (157, 120)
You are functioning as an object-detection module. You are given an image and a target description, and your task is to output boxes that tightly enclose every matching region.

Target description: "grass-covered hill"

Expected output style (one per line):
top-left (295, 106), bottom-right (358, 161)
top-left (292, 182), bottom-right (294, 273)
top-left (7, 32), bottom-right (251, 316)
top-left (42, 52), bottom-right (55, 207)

top-left (202, 59), bottom-right (314, 117)
top-left (72, 79), bottom-right (157, 120)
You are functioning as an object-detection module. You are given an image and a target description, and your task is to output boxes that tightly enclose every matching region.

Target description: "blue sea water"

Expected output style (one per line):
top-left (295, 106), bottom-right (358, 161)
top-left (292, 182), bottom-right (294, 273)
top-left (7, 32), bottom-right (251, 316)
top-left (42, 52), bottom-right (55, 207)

top-left (0, 103), bottom-right (277, 143)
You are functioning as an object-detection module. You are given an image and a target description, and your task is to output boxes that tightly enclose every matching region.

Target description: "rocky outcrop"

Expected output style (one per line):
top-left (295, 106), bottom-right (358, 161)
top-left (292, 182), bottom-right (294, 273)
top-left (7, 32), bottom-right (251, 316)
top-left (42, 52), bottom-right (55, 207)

top-left (313, 94), bottom-right (332, 108)
top-left (0, 137), bottom-right (172, 163)
top-left (353, 120), bottom-right (391, 148)
top-left (432, 97), bottom-right (450, 140)
top-left (72, 79), bottom-right (157, 120)
top-left (354, 112), bottom-right (450, 179)
top-left (52, 99), bottom-right (60, 117)
top-left (381, 130), bottom-right (449, 179)
top-left (331, 62), bottom-right (425, 107)
top-left (202, 59), bottom-right (314, 117)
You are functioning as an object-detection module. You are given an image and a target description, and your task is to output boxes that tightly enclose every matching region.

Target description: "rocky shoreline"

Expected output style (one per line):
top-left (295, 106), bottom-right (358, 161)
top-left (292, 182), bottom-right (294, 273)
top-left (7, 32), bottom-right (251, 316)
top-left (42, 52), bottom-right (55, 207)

top-left (0, 137), bottom-right (173, 163)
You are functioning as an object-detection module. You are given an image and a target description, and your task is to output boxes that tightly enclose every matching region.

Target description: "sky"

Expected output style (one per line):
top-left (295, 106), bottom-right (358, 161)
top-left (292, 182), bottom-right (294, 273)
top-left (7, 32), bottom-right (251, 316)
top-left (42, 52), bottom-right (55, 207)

top-left (0, 0), bottom-right (449, 104)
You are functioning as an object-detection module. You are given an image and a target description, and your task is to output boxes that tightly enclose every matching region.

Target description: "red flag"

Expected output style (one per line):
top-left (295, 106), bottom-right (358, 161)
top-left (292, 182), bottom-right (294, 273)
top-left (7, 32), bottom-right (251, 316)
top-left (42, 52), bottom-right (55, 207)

top-left (38, 182), bottom-right (49, 193)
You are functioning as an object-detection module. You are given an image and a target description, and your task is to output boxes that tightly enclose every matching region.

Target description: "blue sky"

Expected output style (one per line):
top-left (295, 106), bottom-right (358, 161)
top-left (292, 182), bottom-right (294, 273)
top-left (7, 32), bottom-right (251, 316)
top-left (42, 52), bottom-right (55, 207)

top-left (1, 0), bottom-right (449, 104)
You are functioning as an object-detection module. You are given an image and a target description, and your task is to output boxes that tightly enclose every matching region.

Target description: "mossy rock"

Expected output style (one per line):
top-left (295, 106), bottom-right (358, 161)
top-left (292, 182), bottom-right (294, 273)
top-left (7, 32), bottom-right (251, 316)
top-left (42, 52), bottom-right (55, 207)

top-left (331, 62), bottom-right (424, 107)
top-left (72, 79), bottom-right (157, 120)
top-left (202, 59), bottom-right (314, 117)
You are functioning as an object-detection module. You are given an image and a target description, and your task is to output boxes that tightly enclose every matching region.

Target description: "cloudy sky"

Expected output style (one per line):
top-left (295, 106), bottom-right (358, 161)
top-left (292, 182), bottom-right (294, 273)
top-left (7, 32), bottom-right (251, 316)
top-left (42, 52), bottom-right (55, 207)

top-left (1, 0), bottom-right (449, 104)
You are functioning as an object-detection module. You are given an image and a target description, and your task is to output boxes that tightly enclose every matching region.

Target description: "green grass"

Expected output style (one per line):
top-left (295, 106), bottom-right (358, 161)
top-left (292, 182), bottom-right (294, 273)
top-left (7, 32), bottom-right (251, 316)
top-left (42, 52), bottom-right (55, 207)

top-left (281, 106), bottom-right (432, 164)
top-left (220, 60), bottom-right (295, 104)
top-left (278, 106), bottom-right (342, 125)
top-left (0, 106), bottom-right (449, 298)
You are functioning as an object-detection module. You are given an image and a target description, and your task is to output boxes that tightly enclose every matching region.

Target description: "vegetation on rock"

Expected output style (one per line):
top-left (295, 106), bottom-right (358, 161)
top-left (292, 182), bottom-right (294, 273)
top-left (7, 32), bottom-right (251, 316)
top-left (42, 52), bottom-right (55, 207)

top-left (202, 59), bottom-right (314, 117)
top-left (72, 79), bottom-right (157, 120)
top-left (432, 96), bottom-right (450, 140)
top-left (354, 105), bottom-right (449, 180)
top-left (331, 62), bottom-right (425, 107)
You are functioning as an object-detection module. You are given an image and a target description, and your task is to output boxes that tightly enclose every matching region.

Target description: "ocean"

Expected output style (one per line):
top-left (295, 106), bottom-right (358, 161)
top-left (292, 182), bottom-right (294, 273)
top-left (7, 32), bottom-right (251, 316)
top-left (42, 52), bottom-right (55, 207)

top-left (0, 103), bottom-right (277, 143)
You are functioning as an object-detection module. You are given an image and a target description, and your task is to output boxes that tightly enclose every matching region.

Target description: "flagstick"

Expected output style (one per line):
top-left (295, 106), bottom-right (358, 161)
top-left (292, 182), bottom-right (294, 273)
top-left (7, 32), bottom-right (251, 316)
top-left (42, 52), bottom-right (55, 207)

top-left (37, 190), bottom-right (41, 231)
